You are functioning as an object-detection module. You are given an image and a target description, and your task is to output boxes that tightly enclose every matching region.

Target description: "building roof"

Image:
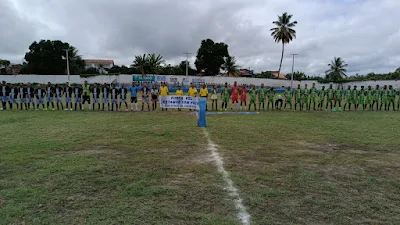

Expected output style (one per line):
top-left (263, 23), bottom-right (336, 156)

top-left (84, 59), bottom-right (114, 64)
top-left (272, 71), bottom-right (287, 79)
top-left (239, 69), bottom-right (254, 76)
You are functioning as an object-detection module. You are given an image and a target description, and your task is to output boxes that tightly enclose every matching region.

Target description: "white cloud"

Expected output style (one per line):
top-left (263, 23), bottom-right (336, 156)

top-left (1, 0), bottom-right (399, 76)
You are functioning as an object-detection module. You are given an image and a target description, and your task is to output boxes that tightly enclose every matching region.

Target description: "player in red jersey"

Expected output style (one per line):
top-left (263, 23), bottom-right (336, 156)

top-left (230, 81), bottom-right (240, 111)
top-left (240, 85), bottom-right (248, 110)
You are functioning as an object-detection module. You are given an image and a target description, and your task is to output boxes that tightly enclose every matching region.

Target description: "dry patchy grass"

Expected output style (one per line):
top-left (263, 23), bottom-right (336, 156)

top-left (1, 110), bottom-right (400, 224)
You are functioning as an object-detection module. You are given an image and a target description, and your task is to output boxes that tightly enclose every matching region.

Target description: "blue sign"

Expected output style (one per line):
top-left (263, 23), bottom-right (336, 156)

top-left (156, 76), bottom-right (167, 82)
top-left (132, 76), bottom-right (155, 82)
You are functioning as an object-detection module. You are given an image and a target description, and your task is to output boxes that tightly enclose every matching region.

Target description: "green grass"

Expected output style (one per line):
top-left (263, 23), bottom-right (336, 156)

top-left (207, 111), bottom-right (400, 225)
top-left (1, 110), bottom-right (400, 224)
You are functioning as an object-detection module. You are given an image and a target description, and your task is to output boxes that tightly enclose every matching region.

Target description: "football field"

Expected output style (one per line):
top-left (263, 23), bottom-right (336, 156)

top-left (1, 110), bottom-right (400, 224)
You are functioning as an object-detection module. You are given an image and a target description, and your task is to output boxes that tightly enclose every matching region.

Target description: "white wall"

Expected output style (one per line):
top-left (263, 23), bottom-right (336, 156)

top-left (1, 74), bottom-right (399, 89)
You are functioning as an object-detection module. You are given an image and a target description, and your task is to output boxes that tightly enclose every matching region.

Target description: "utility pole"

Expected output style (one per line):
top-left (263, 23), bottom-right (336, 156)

top-left (183, 52), bottom-right (191, 87)
top-left (183, 52), bottom-right (192, 77)
top-left (291, 54), bottom-right (298, 89)
top-left (64, 49), bottom-right (71, 82)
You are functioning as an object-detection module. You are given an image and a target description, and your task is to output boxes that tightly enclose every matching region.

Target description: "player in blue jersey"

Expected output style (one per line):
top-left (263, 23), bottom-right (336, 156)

top-left (128, 82), bottom-right (139, 111)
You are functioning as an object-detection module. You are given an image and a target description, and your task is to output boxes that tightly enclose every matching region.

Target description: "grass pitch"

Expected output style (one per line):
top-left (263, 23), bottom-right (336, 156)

top-left (1, 110), bottom-right (400, 224)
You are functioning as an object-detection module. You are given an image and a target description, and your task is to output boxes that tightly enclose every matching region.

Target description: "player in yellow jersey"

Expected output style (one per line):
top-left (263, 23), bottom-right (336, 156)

top-left (176, 86), bottom-right (184, 111)
top-left (188, 83), bottom-right (197, 97)
top-left (187, 83), bottom-right (198, 111)
top-left (199, 84), bottom-right (209, 111)
top-left (160, 82), bottom-right (169, 111)
top-left (176, 86), bottom-right (183, 96)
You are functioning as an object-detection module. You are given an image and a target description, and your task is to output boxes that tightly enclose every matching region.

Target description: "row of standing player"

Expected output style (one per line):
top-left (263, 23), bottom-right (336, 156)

top-left (208, 82), bottom-right (400, 111)
top-left (2, 81), bottom-right (400, 112)
top-left (0, 81), bottom-right (164, 111)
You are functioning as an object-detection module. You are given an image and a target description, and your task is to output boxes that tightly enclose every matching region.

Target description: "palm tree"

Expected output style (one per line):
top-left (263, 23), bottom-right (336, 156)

top-left (270, 12), bottom-right (298, 77)
top-left (326, 57), bottom-right (348, 82)
top-left (146, 53), bottom-right (165, 74)
top-left (132, 54), bottom-right (148, 76)
top-left (222, 56), bottom-right (240, 77)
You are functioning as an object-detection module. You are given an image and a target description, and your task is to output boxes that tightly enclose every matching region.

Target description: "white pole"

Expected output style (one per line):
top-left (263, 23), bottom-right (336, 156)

top-left (186, 57), bottom-right (188, 78)
top-left (183, 52), bottom-right (191, 87)
top-left (291, 54), bottom-right (298, 89)
top-left (65, 50), bottom-right (70, 82)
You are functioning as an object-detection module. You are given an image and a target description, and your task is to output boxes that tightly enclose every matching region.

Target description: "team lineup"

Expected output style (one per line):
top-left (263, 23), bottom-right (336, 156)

top-left (206, 81), bottom-right (400, 111)
top-left (1, 80), bottom-right (400, 112)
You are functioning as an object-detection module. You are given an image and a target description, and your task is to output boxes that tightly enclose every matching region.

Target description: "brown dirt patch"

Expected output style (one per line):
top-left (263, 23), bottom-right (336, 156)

top-left (294, 141), bottom-right (369, 154)
top-left (61, 146), bottom-right (125, 159)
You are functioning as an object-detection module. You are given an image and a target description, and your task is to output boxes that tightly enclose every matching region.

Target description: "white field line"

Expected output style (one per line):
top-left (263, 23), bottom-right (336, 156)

top-left (202, 128), bottom-right (251, 225)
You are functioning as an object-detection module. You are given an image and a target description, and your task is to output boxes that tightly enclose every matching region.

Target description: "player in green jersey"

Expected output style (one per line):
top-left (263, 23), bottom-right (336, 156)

top-left (302, 84), bottom-right (310, 111)
top-left (397, 88), bottom-right (400, 111)
top-left (372, 85), bottom-right (380, 111)
top-left (221, 83), bottom-right (230, 111)
top-left (294, 84), bottom-right (302, 111)
top-left (326, 84), bottom-right (334, 110)
top-left (284, 86), bottom-right (293, 110)
top-left (267, 88), bottom-right (275, 110)
top-left (317, 86), bottom-right (326, 110)
top-left (309, 83), bottom-right (317, 111)
top-left (388, 85), bottom-right (396, 111)
top-left (258, 84), bottom-right (267, 110)
top-left (334, 86), bottom-right (343, 111)
top-left (249, 85), bottom-right (257, 111)
top-left (352, 85), bottom-right (359, 111)
top-left (359, 86), bottom-right (366, 110)
top-left (380, 85), bottom-right (388, 111)
top-left (366, 86), bottom-right (373, 110)
top-left (343, 85), bottom-right (352, 111)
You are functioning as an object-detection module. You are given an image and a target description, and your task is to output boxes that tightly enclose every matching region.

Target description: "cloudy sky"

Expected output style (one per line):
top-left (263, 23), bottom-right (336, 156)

top-left (1, 0), bottom-right (399, 76)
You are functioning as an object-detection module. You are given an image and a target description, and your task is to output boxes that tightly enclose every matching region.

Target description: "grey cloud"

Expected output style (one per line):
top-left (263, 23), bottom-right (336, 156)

top-left (0, 0), bottom-right (43, 60)
top-left (1, 0), bottom-right (400, 76)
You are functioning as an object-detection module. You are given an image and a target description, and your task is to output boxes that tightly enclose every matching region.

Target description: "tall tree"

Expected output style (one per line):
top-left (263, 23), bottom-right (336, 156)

top-left (270, 12), bottom-right (298, 77)
top-left (131, 53), bottom-right (164, 75)
top-left (195, 39), bottom-right (229, 76)
top-left (178, 61), bottom-right (196, 75)
top-left (286, 71), bottom-right (307, 81)
top-left (160, 64), bottom-right (182, 75)
top-left (24, 40), bottom-right (85, 75)
top-left (222, 56), bottom-right (240, 77)
top-left (147, 53), bottom-right (165, 74)
top-left (132, 54), bottom-right (148, 76)
top-left (325, 57), bottom-right (348, 82)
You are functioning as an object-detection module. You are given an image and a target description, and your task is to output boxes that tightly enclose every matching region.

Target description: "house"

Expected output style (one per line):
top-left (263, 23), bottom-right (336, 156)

top-left (239, 69), bottom-right (254, 77)
top-left (10, 64), bottom-right (21, 75)
top-left (271, 71), bottom-right (287, 79)
top-left (226, 69), bottom-right (254, 77)
top-left (0, 64), bottom-right (21, 75)
top-left (84, 59), bottom-right (115, 70)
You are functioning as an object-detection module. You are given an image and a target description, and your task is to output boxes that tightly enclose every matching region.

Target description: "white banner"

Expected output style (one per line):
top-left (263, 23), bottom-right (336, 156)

top-left (160, 95), bottom-right (199, 109)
